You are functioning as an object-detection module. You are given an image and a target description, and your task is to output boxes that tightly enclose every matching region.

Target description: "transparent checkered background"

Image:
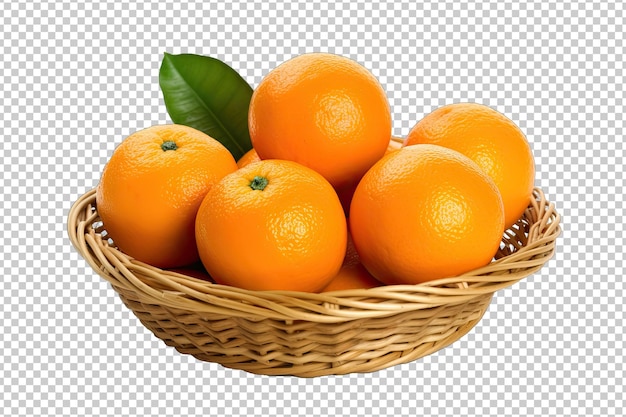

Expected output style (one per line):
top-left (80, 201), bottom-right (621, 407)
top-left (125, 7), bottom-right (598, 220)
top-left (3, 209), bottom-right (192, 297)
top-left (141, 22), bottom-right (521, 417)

top-left (1, 0), bottom-right (623, 416)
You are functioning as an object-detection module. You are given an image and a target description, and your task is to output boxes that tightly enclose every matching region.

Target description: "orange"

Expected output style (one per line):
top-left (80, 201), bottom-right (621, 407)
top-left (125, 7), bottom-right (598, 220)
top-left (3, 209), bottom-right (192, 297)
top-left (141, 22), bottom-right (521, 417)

top-left (404, 102), bottom-right (535, 228)
top-left (321, 263), bottom-right (382, 292)
top-left (236, 148), bottom-right (261, 168)
top-left (349, 144), bottom-right (505, 285)
top-left (195, 159), bottom-right (347, 292)
top-left (95, 124), bottom-right (238, 268)
top-left (248, 53), bottom-right (392, 188)
top-left (321, 228), bottom-right (382, 292)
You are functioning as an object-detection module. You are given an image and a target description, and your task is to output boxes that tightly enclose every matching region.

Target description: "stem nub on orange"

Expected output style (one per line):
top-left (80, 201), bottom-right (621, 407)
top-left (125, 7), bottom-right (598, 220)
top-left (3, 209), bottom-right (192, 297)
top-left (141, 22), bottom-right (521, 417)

top-left (95, 124), bottom-right (238, 268)
top-left (195, 160), bottom-right (348, 292)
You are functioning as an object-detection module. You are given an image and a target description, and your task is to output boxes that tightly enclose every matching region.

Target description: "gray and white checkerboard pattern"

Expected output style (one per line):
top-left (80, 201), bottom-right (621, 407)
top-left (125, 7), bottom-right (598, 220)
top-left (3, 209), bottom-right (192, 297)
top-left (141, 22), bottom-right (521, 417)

top-left (1, 0), bottom-right (623, 416)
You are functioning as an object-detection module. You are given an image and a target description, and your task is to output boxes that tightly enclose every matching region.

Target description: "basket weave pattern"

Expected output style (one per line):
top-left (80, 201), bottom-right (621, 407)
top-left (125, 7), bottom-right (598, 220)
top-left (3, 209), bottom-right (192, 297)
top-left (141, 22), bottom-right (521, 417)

top-left (68, 187), bottom-right (560, 377)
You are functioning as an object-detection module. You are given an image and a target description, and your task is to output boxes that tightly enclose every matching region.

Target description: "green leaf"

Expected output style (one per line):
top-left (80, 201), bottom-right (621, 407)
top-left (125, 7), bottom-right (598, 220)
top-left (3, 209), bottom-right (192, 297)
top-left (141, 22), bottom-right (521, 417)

top-left (159, 53), bottom-right (253, 160)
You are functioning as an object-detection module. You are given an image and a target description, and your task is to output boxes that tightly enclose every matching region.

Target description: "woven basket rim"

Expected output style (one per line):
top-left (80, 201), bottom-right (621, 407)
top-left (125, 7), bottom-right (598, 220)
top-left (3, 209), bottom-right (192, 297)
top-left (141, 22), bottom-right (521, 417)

top-left (67, 186), bottom-right (561, 323)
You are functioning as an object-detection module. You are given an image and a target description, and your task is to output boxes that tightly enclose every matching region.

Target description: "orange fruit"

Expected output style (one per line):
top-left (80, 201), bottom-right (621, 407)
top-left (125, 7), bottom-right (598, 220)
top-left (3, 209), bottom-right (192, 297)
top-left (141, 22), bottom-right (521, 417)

top-left (248, 52), bottom-right (392, 188)
top-left (349, 144), bottom-right (505, 285)
top-left (195, 159), bottom-right (348, 292)
top-left (321, 228), bottom-right (382, 292)
top-left (96, 124), bottom-right (238, 268)
top-left (237, 148), bottom-right (261, 168)
top-left (321, 263), bottom-right (382, 292)
top-left (404, 102), bottom-right (535, 228)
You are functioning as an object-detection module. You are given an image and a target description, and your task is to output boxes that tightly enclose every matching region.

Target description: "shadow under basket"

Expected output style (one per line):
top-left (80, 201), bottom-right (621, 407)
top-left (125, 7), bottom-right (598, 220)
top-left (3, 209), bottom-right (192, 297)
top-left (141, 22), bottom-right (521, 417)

top-left (68, 187), bottom-right (560, 377)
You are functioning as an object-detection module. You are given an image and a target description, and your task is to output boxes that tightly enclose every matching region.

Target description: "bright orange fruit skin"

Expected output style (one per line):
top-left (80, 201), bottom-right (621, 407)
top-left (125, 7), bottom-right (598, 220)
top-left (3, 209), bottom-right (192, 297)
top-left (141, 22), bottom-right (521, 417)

top-left (248, 53), bottom-right (392, 189)
top-left (195, 159), bottom-right (348, 292)
top-left (404, 102), bottom-right (535, 228)
top-left (349, 144), bottom-right (505, 285)
top-left (236, 148), bottom-right (261, 168)
top-left (321, 263), bottom-right (382, 292)
top-left (320, 228), bottom-right (382, 292)
top-left (95, 124), bottom-right (238, 269)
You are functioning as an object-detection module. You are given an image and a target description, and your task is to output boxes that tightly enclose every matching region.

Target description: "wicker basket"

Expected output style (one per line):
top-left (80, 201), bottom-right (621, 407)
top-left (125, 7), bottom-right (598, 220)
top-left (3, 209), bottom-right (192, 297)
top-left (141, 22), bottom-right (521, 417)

top-left (67, 187), bottom-right (560, 377)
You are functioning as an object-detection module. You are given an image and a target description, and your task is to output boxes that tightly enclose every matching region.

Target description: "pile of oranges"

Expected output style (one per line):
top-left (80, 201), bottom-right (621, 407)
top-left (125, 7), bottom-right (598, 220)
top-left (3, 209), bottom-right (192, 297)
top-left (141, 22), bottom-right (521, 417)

top-left (96, 53), bottom-right (535, 293)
